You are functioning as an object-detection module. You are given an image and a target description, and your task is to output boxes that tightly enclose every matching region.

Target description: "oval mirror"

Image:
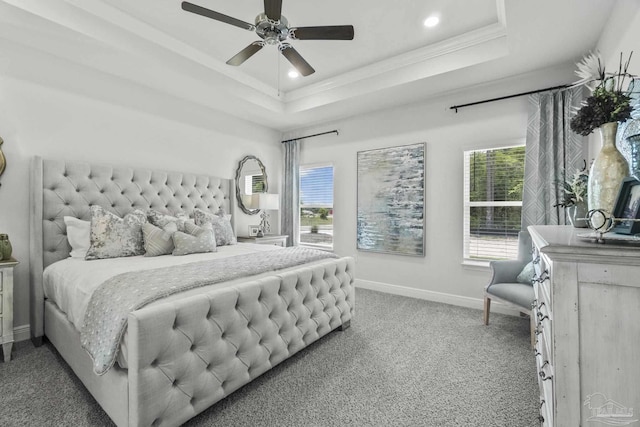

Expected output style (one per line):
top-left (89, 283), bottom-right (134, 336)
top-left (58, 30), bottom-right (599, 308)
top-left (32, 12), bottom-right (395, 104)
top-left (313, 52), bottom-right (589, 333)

top-left (235, 155), bottom-right (268, 215)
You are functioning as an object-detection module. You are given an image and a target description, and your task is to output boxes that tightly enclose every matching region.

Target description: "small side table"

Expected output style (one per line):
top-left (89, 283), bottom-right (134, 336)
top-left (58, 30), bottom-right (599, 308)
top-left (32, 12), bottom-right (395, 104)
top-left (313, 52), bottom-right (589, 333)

top-left (237, 235), bottom-right (288, 247)
top-left (0, 257), bottom-right (17, 363)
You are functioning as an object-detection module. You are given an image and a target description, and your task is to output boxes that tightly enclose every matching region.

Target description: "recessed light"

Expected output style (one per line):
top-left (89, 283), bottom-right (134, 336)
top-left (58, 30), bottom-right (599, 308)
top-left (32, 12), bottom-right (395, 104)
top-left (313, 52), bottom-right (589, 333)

top-left (424, 16), bottom-right (439, 28)
top-left (288, 70), bottom-right (300, 79)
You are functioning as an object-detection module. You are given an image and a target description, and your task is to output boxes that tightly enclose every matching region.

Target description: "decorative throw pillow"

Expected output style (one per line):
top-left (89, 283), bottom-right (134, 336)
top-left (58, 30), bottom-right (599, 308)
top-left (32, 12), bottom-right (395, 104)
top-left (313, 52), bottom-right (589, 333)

top-left (64, 216), bottom-right (91, 258)
top-left (516, 261), bottom-right (535, 285)
top-left (146, 209), bottom-right (191, 233)
top-left (172, 222), bottom-right (216, 256)
top-left (142, 222), bottom-right (175, 257)
top-left (85, 206), bottom-right (147, 260)
top-left (193, 208), bottom-right (237, 246)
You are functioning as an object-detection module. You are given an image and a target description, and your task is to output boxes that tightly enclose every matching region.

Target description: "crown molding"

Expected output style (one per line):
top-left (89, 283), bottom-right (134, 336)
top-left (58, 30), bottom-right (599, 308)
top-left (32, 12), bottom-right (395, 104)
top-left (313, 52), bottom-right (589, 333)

top-left (284, 22), bottom-right (507, 103)
top-left (1, 0), bottom-right (510, 121)
top-left (64, 0), bottom-right (279, 98)
top-left (2, 0), bottom-right (278, 98)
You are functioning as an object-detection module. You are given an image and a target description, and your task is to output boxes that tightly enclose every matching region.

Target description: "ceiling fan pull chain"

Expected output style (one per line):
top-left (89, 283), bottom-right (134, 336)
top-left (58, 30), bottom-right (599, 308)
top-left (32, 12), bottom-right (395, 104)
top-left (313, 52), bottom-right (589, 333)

top-left (277, 47), bottom-right (281, 97)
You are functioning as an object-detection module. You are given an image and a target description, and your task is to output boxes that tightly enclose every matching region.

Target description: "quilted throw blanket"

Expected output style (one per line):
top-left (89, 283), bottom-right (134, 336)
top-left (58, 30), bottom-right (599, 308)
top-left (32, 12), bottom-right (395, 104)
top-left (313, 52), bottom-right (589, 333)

top-left (81, 247), bottom-right (338, 375)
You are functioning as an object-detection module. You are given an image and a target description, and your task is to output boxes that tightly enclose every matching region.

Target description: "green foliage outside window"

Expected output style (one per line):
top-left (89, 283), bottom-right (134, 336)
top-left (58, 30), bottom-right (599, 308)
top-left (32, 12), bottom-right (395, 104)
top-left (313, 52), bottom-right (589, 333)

top-left (469, 146), bottom-right (525, 234)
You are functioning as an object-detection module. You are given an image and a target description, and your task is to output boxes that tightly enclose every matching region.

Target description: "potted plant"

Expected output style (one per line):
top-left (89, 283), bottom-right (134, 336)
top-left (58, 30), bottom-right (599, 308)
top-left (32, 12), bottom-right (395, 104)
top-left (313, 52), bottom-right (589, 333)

top-left (570, 51), bottom-right (636, 214)
top-left (555, 162), bottom-right (589, 227)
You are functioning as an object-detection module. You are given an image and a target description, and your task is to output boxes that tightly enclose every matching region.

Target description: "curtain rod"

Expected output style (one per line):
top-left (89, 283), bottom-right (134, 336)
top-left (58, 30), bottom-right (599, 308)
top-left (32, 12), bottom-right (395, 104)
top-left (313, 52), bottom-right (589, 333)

top-left (449, 84), bottom-right (570, 113)
top-left (281, 129), bottom-right (339, 144)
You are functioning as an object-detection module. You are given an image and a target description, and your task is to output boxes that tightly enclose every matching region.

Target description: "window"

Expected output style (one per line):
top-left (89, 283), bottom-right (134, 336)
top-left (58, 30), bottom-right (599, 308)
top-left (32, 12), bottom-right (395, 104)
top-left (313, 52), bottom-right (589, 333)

top-left (299, 164), bottom-right (334, 249)
top-left (244, 174), bottom-right (266, 195)
top-left (463, 145), bottom-right (525, 261)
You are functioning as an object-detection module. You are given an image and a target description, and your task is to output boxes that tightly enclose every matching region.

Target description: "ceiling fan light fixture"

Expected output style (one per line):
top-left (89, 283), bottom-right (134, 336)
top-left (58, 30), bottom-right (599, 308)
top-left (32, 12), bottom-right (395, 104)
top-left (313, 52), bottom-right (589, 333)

top-left (181, 0), bottom-right (353, 77)
top-left (288, 70), bottom-right (300, 79)
top-left (423, 16), bottom-right (440, 28)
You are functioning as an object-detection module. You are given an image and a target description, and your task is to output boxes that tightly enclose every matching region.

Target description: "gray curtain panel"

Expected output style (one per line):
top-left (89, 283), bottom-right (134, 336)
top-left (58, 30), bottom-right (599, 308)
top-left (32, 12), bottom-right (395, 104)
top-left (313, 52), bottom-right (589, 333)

top-left (281, 140), bottom-right (300, 246)
top-left (522, 87), bottom-right (586, 228)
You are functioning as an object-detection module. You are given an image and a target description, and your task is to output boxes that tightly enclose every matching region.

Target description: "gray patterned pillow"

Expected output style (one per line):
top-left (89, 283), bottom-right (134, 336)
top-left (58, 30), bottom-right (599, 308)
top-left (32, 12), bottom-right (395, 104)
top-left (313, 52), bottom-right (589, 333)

top-left (193, 208), bottom-right (237, 246)
top-left (142, 222), bottom-right (174, 257)
top-left (146, 209), bottom-right (191, 232)
top-left (172, 223), bottom-right (216, 256)
top-left (85, 206), bottom-right (147, 260)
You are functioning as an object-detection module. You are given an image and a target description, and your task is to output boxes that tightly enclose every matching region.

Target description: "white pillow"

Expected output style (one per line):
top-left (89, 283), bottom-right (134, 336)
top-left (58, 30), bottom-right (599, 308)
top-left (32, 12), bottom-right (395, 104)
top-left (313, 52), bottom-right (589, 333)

top-left (64, 216), bottom-right (90, 258)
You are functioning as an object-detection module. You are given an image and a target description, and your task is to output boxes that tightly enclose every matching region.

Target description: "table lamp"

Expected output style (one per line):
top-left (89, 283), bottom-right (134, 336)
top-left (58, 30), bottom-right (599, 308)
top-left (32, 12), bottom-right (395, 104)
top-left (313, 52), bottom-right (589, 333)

top-left (250, 193), bottom-right (279, 237)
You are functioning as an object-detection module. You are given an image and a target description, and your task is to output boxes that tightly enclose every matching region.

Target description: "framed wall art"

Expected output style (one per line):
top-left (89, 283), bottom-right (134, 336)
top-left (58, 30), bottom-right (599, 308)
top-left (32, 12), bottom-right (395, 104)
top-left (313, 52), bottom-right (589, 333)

top-left (248, 225), bottom-right (261, 237)
top-left (612, 177), bottom-right (640, 235)
top-left (357, 142), bottom-right (425, 256)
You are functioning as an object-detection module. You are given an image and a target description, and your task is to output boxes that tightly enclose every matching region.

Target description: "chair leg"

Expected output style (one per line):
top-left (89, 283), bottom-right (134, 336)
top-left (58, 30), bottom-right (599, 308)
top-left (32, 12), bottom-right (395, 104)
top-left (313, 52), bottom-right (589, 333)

top-left (483, 297), bottom-right (491, 325)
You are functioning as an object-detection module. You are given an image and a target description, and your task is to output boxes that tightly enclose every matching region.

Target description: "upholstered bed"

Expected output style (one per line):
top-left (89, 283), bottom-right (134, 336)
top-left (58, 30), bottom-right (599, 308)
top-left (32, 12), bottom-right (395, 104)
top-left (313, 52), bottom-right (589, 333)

top-left (29, 157), bottom-right (355, 427)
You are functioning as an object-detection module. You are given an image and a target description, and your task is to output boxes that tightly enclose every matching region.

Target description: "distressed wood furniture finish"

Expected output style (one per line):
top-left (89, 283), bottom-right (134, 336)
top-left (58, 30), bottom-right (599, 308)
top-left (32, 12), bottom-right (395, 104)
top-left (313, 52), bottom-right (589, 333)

top-left (237, 235), bottom-right (288, 247)
top-left (528, 225), bottom-right (640, 427)
top-left (0, 258), bottom-right (18, 362)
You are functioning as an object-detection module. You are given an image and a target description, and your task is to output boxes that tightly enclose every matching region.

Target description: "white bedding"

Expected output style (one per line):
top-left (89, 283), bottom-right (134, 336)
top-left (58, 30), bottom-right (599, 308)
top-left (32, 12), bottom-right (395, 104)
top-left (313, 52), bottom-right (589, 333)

top-left (43, 243), bottom-right (281, 331)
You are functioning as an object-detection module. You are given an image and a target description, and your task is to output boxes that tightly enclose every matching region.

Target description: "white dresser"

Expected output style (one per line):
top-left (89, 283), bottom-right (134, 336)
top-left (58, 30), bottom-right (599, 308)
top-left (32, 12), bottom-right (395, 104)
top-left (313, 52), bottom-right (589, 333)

top-left (528, 225), bottom-right (640, 426)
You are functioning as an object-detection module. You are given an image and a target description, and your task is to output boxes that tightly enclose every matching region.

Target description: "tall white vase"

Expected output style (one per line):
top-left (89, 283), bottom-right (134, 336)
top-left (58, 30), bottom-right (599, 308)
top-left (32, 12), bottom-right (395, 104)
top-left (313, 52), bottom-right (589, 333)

top-left (588, 122), bottom-right (629, 213)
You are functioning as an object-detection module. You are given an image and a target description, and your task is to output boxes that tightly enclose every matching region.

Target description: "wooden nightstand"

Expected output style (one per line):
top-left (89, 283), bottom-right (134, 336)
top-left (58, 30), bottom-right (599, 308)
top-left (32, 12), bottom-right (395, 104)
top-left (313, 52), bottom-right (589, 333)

top-left (0, 258), bottom-right (17, 363)
top-left (237, 235), bottom-right (288, 247)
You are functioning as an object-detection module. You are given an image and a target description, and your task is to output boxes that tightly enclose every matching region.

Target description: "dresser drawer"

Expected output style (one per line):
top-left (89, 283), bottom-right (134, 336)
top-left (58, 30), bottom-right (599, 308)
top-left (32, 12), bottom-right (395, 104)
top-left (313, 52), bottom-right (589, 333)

top-left (237, 235), bottom-right (288, 247)
top-left (0, 293), bottom-right (2, 315)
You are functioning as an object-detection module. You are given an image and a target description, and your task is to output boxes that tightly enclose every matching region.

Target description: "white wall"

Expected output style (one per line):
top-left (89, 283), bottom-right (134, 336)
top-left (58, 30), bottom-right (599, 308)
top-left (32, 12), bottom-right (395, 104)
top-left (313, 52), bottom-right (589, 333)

top-left (0, 76), bottom-right (282, 336)
top-left (286, 64), bottom-right (575, 311)
top-left (587, 0), bottom-right (640, 158)
top-left (597, 0), bottom-right (640, 75)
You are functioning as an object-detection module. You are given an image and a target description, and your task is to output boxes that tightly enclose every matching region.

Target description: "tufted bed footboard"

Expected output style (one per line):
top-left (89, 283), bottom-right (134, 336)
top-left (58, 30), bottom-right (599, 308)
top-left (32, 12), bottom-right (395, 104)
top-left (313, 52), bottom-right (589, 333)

top-left (30, 157), bottom-right (355, 426)
top-left (127, 258), bottom-right (354, 426)
top-left (45, 257), bottom-right (354, 427)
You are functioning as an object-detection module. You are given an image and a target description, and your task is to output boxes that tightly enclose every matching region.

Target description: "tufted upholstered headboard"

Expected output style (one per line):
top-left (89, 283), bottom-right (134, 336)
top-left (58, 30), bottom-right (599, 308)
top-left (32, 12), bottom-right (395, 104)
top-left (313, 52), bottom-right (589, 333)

top-left (29, 156), bottom-right (234, 339)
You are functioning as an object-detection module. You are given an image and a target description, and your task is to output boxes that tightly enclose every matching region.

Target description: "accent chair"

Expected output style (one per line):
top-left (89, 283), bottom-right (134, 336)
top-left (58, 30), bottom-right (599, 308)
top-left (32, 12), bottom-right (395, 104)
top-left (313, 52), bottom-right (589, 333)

top-left (483, 231), bottom-right (535, 344)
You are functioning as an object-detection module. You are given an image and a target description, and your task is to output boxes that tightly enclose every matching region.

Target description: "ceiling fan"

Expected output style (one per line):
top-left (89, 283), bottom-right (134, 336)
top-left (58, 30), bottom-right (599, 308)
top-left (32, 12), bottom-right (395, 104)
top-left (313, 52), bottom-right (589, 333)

top-left (181, 0), bottom-right (355, 77)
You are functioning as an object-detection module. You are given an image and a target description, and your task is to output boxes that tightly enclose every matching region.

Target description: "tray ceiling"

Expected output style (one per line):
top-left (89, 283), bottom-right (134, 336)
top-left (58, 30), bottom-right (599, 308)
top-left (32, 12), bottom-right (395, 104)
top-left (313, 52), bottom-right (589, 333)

top-left (0, 0), bottom-right (615, 130)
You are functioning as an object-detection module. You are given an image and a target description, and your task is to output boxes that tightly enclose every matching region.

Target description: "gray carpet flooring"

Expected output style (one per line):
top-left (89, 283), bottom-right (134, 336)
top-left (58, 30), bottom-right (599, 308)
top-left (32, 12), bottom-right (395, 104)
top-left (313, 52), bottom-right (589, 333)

top-left (0, 288), bottom-right (538, 426)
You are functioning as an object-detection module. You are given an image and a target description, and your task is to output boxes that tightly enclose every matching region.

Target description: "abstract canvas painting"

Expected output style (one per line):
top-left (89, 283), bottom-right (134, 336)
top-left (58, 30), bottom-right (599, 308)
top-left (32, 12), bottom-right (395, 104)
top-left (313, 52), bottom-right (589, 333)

top-left (357, 143), bottom-right (425, 256)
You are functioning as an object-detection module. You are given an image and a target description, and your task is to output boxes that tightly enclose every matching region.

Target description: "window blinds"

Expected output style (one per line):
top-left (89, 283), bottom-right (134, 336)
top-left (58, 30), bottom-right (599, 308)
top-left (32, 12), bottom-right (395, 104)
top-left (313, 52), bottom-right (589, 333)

top-left (463, 146), bottom-right (525, 261)
top-left (299, 164), bottom-right (334, 249)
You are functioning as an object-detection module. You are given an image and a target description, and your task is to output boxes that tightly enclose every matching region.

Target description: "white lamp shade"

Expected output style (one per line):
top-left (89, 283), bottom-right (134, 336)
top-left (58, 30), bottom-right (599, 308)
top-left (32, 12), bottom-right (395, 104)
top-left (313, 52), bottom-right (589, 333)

top-left (249, 193), bottom-right (280, 210)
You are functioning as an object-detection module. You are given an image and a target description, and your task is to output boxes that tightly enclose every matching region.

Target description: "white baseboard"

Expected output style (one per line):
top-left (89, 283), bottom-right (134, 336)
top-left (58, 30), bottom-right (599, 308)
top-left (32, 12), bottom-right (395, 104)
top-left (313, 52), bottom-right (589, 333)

top-left (13, 324), bottom-right (31, 342)
top-left (355, 279), bottom-right (522, 317)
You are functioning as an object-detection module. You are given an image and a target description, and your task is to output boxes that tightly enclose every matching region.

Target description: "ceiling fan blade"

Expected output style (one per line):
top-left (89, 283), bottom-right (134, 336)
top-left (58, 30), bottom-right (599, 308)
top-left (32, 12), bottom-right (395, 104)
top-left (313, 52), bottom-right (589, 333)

top-left (226, 42), bottom-right (264, 66)
top-left (264, 0), bottom-right (283, 21)
top-left (182, 2), bottom-right (254, 31)
top-left (280, 44), bottom-right (315, 76)
top-left (290, 25), bottom-right (354, 40)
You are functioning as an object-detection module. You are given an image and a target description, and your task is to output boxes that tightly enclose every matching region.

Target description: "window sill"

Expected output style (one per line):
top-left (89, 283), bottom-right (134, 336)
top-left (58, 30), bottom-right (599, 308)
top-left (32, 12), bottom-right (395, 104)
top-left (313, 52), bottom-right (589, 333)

top-left (461, 259), bottom-right (491, 270)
